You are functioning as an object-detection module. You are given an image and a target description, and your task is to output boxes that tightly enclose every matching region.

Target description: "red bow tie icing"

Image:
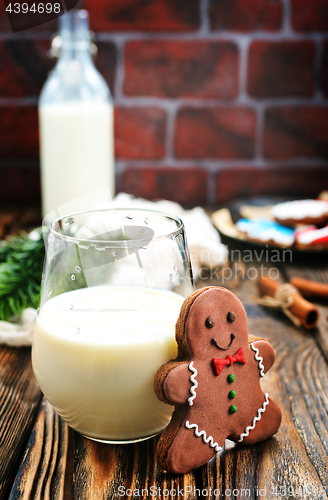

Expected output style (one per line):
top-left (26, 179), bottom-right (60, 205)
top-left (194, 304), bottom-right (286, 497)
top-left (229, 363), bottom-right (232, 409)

top-left (212, 347), bottom-right (246, 376)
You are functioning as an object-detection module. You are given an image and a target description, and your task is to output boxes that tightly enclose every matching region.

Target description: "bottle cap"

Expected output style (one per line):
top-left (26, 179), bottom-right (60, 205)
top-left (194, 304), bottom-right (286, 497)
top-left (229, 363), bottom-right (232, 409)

top-left (60, 9), bottom-right (89, 44)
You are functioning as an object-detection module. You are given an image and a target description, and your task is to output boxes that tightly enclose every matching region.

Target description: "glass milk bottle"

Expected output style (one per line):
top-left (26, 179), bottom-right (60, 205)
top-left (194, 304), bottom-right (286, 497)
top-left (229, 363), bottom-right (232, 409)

top-left (39, 9), bottom-right (114, 218)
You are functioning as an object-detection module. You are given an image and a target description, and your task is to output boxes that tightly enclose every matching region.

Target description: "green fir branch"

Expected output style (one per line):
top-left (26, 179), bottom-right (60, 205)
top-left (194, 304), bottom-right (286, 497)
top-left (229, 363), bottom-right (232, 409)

top-left (0, 230), bottom-right (45, 321)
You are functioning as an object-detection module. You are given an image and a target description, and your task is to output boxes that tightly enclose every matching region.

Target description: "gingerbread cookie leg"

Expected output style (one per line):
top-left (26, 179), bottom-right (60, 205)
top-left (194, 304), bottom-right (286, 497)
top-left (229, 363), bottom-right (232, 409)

top-left (160, 420), bottom-right (224, 474)
top-left (230, 396), bottom-right (282, 446)
top-left (156, 406), bottom-right (187, 471)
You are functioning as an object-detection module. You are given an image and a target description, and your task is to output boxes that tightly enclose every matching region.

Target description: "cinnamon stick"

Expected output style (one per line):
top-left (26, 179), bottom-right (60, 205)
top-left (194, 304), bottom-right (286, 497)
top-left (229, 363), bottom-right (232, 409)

top-left (258, 276), bottom-right (319, 329)
top-left (290, 276), bottom-right (328, 301)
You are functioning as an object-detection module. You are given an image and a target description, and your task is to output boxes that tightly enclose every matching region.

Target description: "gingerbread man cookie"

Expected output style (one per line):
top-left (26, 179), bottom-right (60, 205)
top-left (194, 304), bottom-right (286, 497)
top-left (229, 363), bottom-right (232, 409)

top-left (271, 199), bottom-right (328, 228)
top-left (235, 218), bottom-right (295, 248)
top-left (154, 287), bottom-right (282, 474)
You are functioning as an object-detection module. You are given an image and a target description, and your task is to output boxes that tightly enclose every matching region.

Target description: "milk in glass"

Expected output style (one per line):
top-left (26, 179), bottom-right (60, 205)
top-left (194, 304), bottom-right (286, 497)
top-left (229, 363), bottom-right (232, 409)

top-left (32, 286), bottom-right (183, 441)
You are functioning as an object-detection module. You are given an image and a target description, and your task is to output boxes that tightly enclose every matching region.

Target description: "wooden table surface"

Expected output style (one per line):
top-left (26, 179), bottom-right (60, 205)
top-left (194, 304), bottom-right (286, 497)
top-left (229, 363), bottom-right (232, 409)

top-left (1, 206), bottom-right (328, 500)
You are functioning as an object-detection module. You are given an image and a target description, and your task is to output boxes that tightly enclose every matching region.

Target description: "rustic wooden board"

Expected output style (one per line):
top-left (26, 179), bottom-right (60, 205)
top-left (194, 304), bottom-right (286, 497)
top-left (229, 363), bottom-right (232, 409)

top-left (0, 347), bottom-right (42, 500)
top-left (283, 266), bottom-right (328, 364)
top-left (0, 210), bottom-right (19, 240)
top-left (8, 207), bottom-right (42, 236)
top-left (7, 281), bottom-right (328, 500)
top-left (9, 400), bottom-right (198, 500)
top-left (0, 207), bottom-right (41, 239)
top-left (1, 206), bottom-right (328, 499)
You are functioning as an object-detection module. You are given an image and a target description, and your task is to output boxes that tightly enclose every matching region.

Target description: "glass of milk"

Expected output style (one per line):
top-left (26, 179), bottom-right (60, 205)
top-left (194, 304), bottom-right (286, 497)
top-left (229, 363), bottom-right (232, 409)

top-left (32, 208), bottom-right (194, 443)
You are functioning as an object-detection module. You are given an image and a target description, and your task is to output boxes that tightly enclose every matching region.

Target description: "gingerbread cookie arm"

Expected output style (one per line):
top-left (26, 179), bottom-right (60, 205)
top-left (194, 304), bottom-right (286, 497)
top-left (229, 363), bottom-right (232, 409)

top-left (250, 340), bottom-right (276, 375)
top-left (248, 334), bottom-right (265, 343)
top-left (163, 362), bottom-right (192, 405)
top-left (154, 360), bottom-right (181, 405)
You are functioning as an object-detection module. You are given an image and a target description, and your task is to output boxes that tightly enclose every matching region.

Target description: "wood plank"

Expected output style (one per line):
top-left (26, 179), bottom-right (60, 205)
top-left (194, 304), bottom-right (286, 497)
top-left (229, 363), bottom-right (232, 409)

top-left (283, 266), bottom-right (328, 363)
top-left (9, 400), bottom-right (198, 500)
top-left (0, 347), bottom-right (42, 500)
top-left (8, 399), bottom-right (73, 500)
top-left (8, 207), bottom-right (42, 236)
top-left (73, 433), bottom-right (197, 499)
top-left (0, 206), bottom-right (41, 239)
top-left (0, 210), bottom-right (19, 240)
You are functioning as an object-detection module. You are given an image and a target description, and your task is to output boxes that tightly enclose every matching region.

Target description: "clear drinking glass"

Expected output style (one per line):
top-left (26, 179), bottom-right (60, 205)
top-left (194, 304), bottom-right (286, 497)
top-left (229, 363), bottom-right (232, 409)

top-left (32, 208), bottom-right (193, 443)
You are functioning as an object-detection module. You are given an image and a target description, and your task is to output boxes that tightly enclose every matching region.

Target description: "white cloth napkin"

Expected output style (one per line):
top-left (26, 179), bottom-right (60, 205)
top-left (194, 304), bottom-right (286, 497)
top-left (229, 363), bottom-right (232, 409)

top-left (111, 193), bottom-right (228, 277)
top-left (0, 194), bottom-right (227, 346)
top-left (0, 308), bottom-right (37, 347)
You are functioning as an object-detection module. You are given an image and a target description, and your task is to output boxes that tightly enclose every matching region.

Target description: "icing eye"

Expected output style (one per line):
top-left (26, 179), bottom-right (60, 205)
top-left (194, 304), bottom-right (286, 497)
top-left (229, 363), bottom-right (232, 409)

top-left (205, 316), bottom-right (215, 329)
top-left (227, 311), bottom-right (236, 323)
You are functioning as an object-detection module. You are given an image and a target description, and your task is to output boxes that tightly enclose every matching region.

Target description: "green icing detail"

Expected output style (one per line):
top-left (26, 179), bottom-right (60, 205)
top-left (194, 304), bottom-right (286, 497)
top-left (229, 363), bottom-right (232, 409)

top-left (227, 374), bottom-right (235, 383)
top-left (229, 390), bottom-right (236, 399)
top-left (229, 405), bottom-right (237, 414)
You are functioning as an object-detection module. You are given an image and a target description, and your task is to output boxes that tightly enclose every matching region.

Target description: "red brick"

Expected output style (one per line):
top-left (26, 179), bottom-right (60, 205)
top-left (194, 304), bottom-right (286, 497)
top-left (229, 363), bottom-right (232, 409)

top-left (0, 164), bottom-right (41, 203)
top-left (124, 41), bottom-right (238, 98)
top-left (0, 105), bottom-right (39, 159)
top-left (247, 41), bottom-right (315, 98)
top-left (216, 166), bottom-right (328, 204)
top-left (0, 39), bottom-right (49, 98)
top-left (175, 107), bottom-right (256, 159)
top-left (0, 37), bottom-right (115, 98)
top-left (322, 41), bottom-right (328, 98)
top-left (264, 107), bottom-right (328, 160)
top-left (291, 0), bottom-right (328, 32)
top-left (119, 167), bottom-right (208, 205)
top-left (85, 0), bottom-right (200, 32)
top-left (209, 0), bottom-right (283, 32)
top-left (115, 107), bottom-right (166, 160)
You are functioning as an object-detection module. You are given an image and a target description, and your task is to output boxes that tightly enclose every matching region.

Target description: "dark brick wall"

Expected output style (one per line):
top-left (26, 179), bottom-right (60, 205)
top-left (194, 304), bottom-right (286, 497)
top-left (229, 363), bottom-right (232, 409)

top-left (0, 0), bottom-right (328, 206)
